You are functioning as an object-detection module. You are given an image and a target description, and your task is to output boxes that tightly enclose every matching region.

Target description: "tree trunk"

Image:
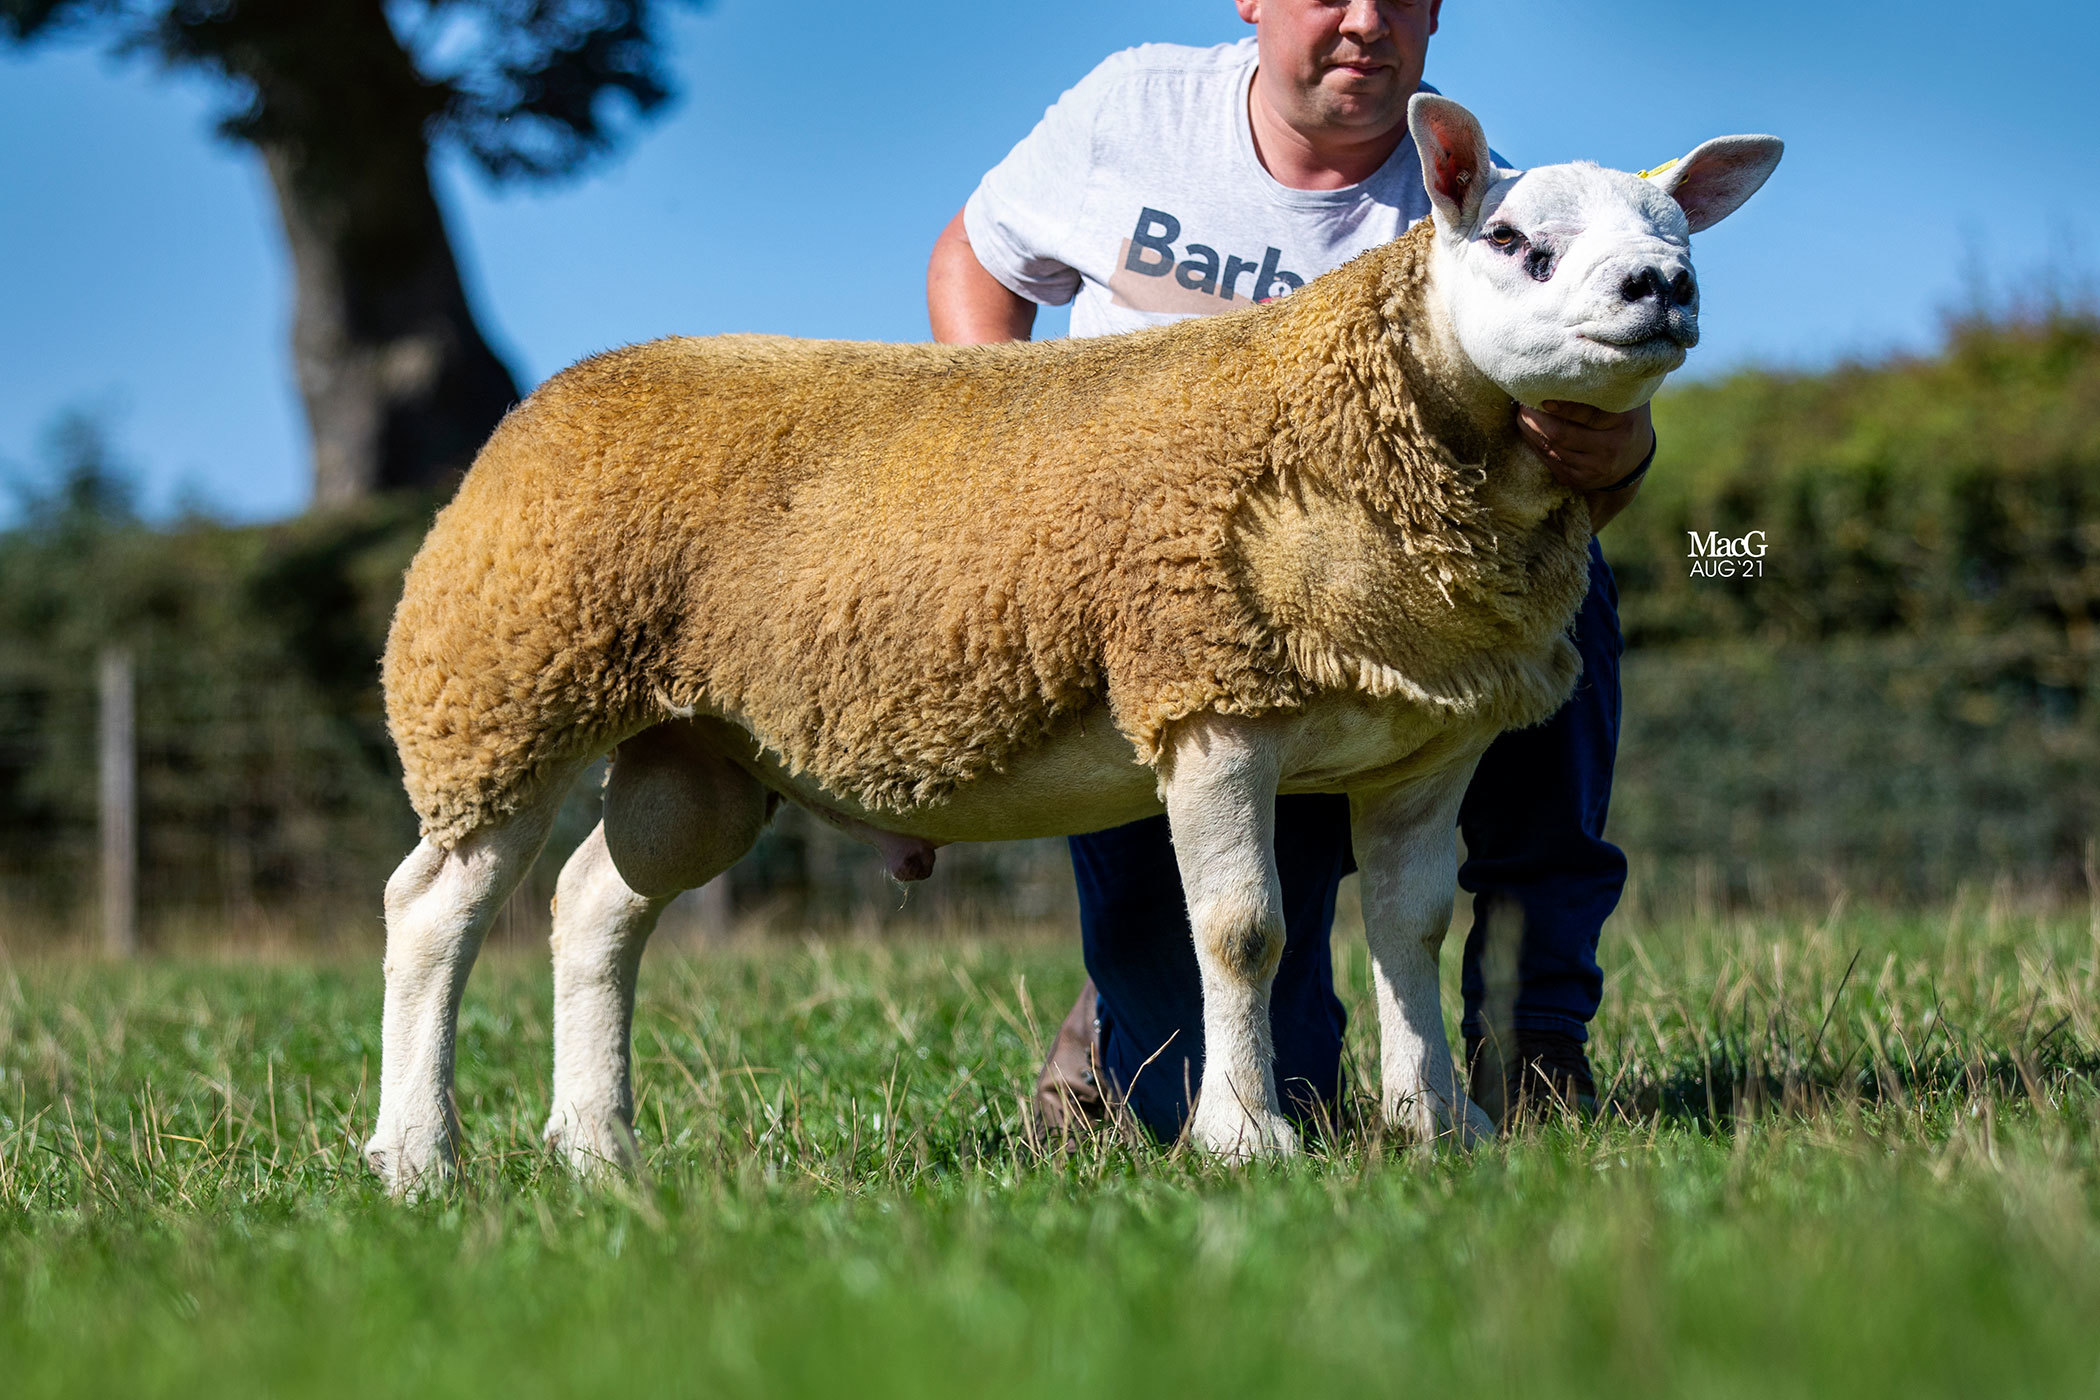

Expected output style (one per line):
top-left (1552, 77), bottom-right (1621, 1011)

top-left (262, 143), bottom-right (520, 506)
top-left (229, 1), bottom-right (521, 505)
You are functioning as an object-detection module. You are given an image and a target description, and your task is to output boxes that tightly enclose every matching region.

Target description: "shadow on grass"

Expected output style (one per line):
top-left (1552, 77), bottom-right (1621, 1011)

top-left (1597, 1022), bottom-right (2100, 1134)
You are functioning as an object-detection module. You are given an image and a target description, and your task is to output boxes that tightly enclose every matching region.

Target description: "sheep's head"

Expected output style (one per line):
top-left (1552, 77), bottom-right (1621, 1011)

top-left (1407, 94), bottom-right (1783, 414)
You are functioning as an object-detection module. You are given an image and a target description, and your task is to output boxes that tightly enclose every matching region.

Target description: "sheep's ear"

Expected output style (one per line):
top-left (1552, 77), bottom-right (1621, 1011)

top-left (1646, 136), bottom-right (1784, 233)
top-left (1409, 94), bottom-right (1493, 235)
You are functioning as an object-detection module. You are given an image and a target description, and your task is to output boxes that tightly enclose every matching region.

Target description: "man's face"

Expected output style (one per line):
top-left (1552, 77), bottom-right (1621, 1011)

top-left (1236, 0), bottom-right (1442, 135)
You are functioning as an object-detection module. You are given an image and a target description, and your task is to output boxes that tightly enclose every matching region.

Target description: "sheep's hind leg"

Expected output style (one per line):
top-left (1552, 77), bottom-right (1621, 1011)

top-left (545, 723), bottom-right (769, 1178)
top-left (366, 780), bottom-right (571, 1198)
top-left (1161, 716), bottom-right (1298, 1161)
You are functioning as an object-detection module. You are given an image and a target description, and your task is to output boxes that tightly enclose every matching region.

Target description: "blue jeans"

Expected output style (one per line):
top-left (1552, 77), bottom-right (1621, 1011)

top-left (1070, 538), bottom-right (1626, 1140)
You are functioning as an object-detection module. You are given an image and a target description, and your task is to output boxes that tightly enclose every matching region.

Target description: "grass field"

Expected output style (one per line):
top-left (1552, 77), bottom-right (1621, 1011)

top-left (3, 894), bottom-right (2098, 1398)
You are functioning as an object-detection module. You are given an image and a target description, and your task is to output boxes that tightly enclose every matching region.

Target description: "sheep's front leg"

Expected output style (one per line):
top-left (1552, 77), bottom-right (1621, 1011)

top-left (1350, 766), bottom-right (1495, 1146)
top-left (1160, 716), bottom-right (1297, 1160)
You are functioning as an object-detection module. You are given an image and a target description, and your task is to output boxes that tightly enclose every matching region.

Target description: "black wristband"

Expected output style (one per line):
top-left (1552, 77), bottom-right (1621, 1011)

top-left (1596, 432), bottom-right (1657, 493)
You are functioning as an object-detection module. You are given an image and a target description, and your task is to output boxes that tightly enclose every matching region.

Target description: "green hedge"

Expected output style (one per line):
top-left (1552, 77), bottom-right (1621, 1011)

top-left (1613, 636), bottom-right (2097, 903)
top-left (0, 436), bottom-right (427, 923)
top-left (1597, 308), bottom-right (2099, 900)
top-left (1617, 309), bottom-right (2100, 650)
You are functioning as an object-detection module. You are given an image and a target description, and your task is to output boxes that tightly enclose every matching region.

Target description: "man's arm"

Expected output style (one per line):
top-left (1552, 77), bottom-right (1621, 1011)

top-left (928, 210), bottom-right (1037, 345)
top-left (1516, 401), bottom-right (1655, 532)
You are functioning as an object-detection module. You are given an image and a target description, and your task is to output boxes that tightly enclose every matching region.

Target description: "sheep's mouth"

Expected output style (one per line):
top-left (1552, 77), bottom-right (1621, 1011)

top-left (1581, 325), bottom-right (1696, 354)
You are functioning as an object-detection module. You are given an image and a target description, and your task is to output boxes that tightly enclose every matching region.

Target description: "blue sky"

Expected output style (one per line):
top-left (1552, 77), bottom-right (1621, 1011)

top-left (2, 0), bottom-right (2095, 521)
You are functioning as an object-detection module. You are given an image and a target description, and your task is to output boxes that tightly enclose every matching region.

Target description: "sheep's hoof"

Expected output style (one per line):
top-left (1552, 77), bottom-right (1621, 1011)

top-left (544, 1107), bottom-right (642, 1179)
top-left (364, 1124), bottom-right (459, 1200)
top-left (1387, 1087), bottom-right (1495, 1148)
top-left (1188, 1103), bottom-right (1300, 1162)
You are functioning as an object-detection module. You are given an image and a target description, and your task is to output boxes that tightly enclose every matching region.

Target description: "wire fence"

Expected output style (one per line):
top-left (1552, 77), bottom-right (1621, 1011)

top-left (0, 641), bottom-right (1083, 952)
top-left (2, 633), bottom-right (2094, 953)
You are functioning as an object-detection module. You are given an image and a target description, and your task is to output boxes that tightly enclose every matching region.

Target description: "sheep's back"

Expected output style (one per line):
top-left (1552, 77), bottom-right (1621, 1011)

top-left (384, 329), bottom-right (1267, 837)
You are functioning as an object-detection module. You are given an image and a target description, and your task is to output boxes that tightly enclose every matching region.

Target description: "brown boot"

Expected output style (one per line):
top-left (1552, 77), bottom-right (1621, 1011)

top-left (1029, 979), bottom-right (1107, 1145)
top-left (1465, 1028), bottom-right (1599, 1129)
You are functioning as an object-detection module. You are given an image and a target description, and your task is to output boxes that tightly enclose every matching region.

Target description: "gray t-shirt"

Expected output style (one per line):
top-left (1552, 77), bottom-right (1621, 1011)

top-left (964, 38), bottom-right (1465, 340)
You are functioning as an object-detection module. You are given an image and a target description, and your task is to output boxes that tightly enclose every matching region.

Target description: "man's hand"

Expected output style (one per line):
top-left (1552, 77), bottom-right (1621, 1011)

top-left (1515, 399), bottom-right (1655, 532)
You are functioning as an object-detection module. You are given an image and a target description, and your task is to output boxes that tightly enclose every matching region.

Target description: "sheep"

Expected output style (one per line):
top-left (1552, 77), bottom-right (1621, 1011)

top-left (365, 95), bottom-right (1782, 1194)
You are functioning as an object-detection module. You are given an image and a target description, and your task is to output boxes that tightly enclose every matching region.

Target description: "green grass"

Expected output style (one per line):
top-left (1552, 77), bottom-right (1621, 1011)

top-left (3, 898), bottom-right (2099, 1398)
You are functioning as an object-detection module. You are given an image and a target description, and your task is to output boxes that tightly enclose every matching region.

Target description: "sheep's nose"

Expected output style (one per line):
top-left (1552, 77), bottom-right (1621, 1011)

top-left (1618, 267), bottom-right (1696, 306)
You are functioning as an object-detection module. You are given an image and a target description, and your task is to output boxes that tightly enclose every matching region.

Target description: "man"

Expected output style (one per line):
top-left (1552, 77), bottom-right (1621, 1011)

top-left (927, 0), bottom-right (1652, 1141)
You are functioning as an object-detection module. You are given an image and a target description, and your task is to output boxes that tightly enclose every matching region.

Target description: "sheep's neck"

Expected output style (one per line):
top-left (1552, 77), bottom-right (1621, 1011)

top-left (1256, 223), bottom-right (1509, 552)
top-left (1217, 223), bottom-right (1591, 724)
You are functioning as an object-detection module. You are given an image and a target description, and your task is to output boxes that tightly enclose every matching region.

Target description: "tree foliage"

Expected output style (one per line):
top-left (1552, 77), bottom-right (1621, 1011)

top-left (1, 0), bottom-right (694, 182)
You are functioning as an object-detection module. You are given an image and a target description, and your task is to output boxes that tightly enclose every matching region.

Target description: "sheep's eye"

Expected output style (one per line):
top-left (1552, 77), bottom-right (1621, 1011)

top-left (1486, 225), bottom-right (1522, 248)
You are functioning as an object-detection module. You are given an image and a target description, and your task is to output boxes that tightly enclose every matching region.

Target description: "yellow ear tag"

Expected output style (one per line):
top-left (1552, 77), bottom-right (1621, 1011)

top-left (1635, 157), bottom-right (1679, 180)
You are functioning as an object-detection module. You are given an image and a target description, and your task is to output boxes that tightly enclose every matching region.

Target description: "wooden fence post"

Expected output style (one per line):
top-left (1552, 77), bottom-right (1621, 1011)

top-left (99, 645), bottom-right (136, 957)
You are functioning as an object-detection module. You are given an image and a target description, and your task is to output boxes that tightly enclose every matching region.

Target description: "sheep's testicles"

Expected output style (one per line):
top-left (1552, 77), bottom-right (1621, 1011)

top-left (601, 724), bottom-right (769, 898)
